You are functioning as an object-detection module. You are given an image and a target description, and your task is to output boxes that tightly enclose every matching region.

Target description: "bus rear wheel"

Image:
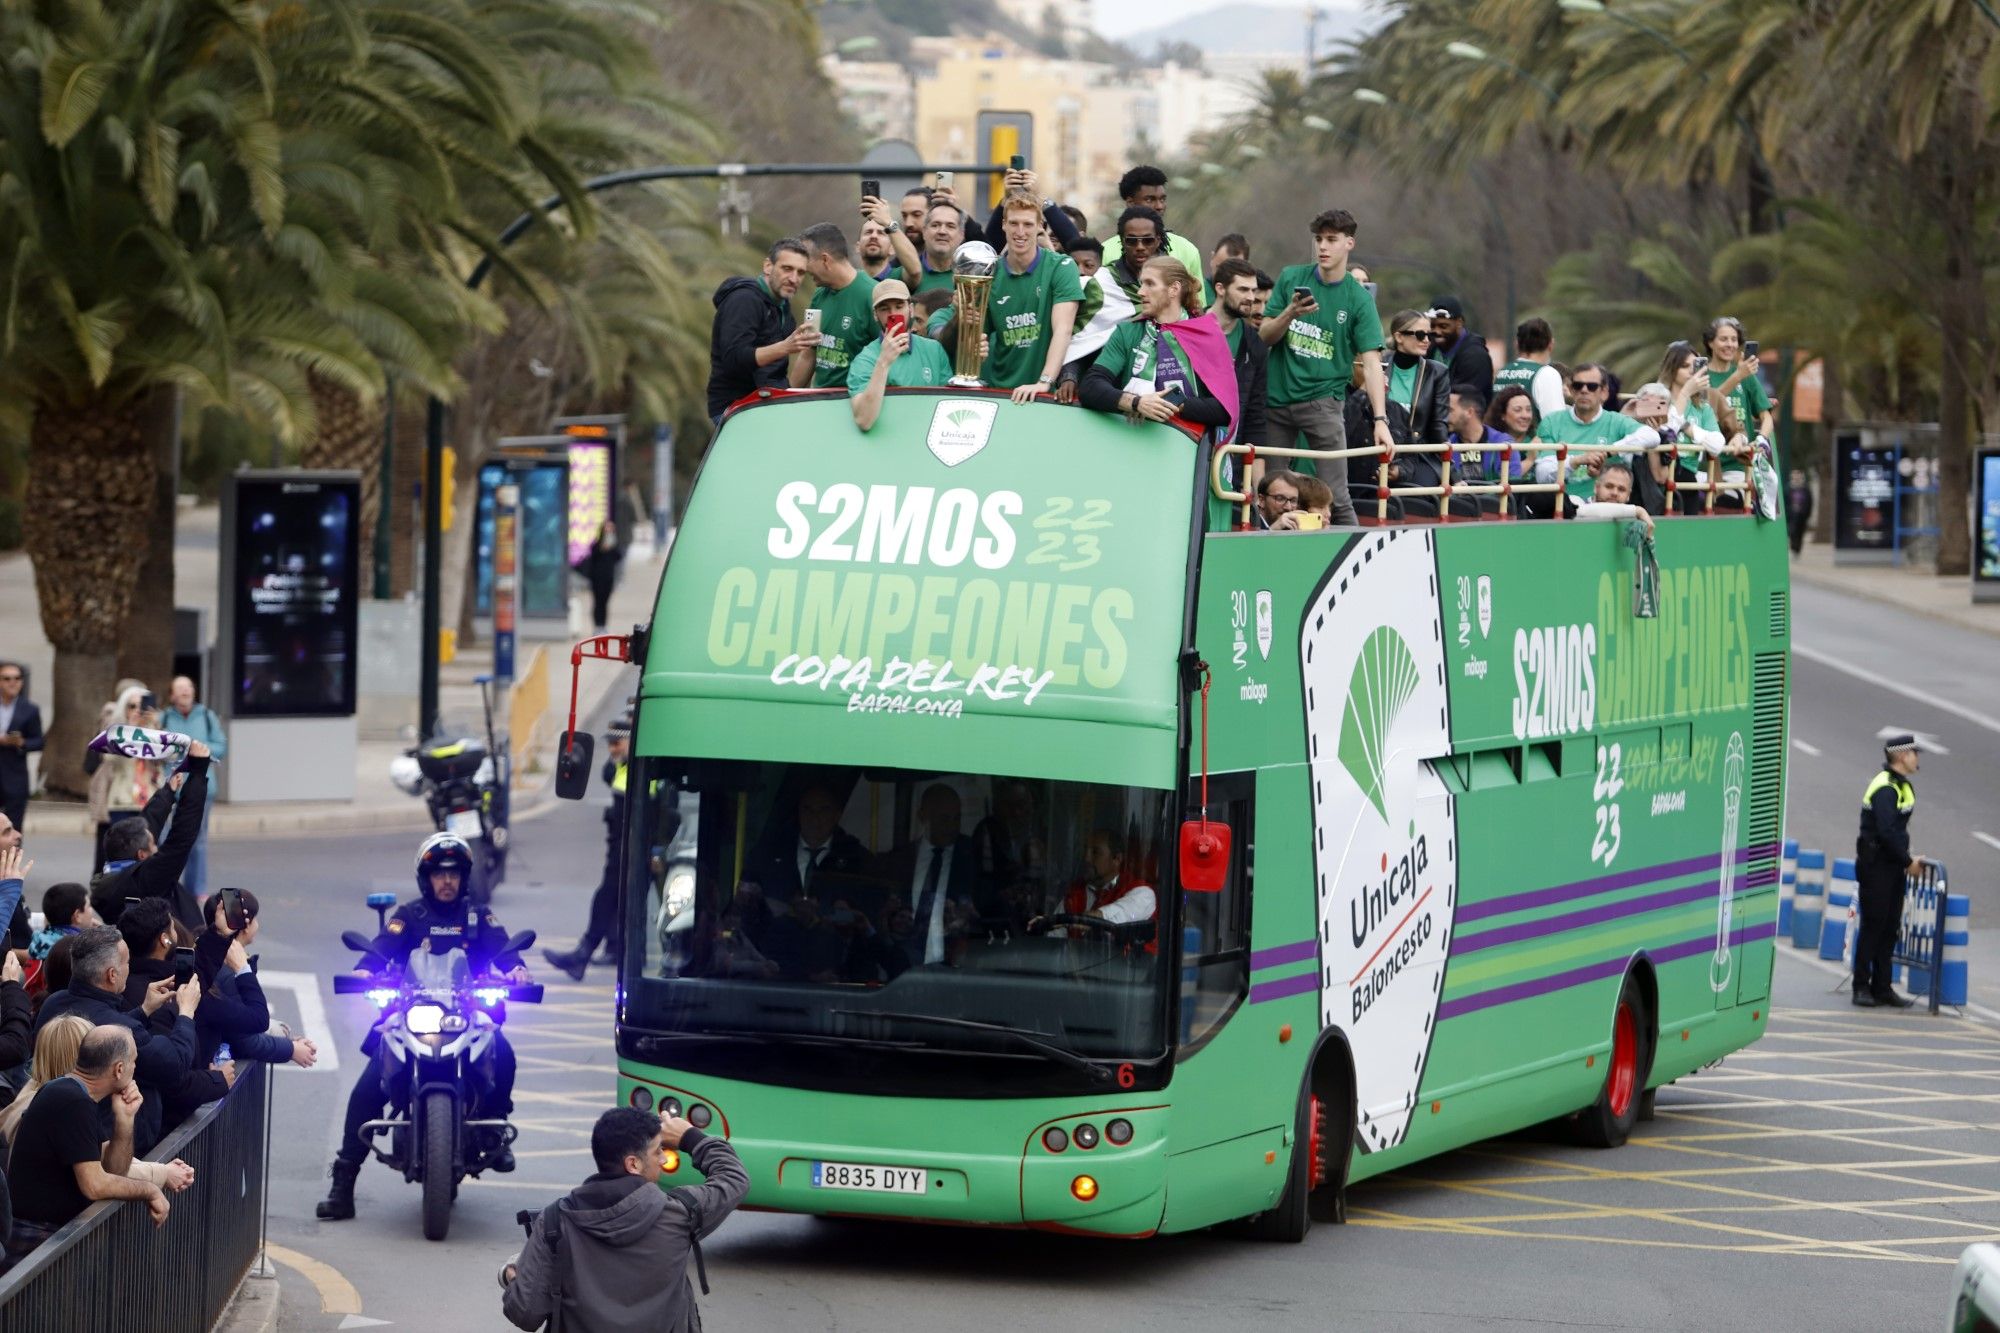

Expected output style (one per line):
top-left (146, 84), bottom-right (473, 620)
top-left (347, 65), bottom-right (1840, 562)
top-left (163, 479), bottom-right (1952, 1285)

top-left (1572, 974), bottom-right (1651, 1149)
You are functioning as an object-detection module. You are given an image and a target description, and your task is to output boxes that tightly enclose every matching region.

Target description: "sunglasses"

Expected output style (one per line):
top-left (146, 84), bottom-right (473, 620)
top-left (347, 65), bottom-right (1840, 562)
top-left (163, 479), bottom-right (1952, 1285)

top-left (1399, 329), bottom-right (1434, 341)
top-left (1571, 379), bottom-right (1605, 391)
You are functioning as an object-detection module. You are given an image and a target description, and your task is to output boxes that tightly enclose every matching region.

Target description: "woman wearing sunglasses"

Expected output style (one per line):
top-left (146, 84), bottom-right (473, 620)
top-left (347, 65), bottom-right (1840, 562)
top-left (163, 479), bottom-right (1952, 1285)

top-left (1344, 309), bottom-right (1463, 516)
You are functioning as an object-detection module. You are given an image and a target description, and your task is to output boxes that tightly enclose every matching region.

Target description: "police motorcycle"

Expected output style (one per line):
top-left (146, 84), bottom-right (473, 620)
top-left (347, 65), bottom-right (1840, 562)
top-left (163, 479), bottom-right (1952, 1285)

top-left (333, 889), bottom-right (542, 1241)
top-left (389, 673), bottom-right (510, 903)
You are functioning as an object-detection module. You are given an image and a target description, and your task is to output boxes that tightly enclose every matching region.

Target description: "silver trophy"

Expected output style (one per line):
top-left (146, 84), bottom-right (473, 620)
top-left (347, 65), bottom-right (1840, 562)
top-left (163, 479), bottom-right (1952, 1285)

top-left (949, 241), bottom-right (1000, 386)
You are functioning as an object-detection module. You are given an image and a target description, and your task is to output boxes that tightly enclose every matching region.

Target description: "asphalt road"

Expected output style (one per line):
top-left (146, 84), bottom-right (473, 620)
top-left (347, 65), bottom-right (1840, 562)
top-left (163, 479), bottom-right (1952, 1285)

top-left (12, 578), bottom-right (1998, 1331)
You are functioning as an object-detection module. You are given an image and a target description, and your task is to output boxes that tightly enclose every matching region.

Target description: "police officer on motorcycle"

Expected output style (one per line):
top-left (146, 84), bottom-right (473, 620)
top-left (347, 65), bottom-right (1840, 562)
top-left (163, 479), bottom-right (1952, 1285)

top-left (317, 833), bottom-right (533, 1221)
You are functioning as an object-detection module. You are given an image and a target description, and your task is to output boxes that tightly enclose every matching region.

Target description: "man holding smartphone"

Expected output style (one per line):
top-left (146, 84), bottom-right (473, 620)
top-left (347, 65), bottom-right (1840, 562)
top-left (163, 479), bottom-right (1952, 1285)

top-left (0, 662), bottom-right (42, 833)
top-left (848, 280), bottom-right (960, 431)
top-left (1259, 208), bottom-right (1390, 524)
top-left (789, 222), bottom-right (879, 390)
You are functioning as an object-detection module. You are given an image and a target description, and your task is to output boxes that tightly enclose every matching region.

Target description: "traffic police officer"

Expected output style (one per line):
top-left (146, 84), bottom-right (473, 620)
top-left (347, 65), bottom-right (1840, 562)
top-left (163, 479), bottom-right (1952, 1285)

top-left (542, 712), bottom-right (635, 981)
top-left (1853, 733), bottom-right (1923, 1008)
top-left (317, 832), bottom-right (531, 1220)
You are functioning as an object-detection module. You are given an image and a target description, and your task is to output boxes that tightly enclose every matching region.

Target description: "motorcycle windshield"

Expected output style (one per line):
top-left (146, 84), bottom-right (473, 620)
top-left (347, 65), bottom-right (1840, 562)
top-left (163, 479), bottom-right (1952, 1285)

top-left (409, 948), bottom-right (472, 992)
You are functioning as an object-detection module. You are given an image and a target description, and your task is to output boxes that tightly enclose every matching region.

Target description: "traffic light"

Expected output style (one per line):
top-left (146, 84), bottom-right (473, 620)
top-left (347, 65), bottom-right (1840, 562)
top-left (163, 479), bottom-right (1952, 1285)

top-left (439, 445), bottom-right (457, 531)
top-left (975, 110), bottom-right (1034, 208)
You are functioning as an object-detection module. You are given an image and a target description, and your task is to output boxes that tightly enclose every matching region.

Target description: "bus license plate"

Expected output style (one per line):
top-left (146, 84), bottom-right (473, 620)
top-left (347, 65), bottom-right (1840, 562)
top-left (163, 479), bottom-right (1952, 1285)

top-left (811, 1161), bottom-right (927, 1194)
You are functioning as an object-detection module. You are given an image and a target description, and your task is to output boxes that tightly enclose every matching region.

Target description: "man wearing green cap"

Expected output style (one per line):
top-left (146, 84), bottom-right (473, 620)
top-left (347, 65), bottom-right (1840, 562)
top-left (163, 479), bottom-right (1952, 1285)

top-left (1853, 732), bottom-right (1923, 1007)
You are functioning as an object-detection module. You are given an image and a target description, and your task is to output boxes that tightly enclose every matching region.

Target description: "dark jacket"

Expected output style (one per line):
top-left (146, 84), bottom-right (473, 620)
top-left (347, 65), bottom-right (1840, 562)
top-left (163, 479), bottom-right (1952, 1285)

top-left (120, 955), bottom-right (229, 1124)
top-left (370, 895), bottom-right (525, 976)
top-left (36, 976), bottom-right (203, 1155)
top-left (1078, 359), bottom-right (1232, 432)
top-left (0, 978), bottom-right (32, 1075)
top-left (705, 276), bottom-right (794, 417)
top-left (745, 827), bottom-right (869, 904)
top-left (1858, 770), bottom-right (1915, 869)
top-left (1440, 329), bottom-right (1494, 398)
top-left (0, 698), bottom-right (42, 800)
top-left (90, 757), bottom-right (209, 932)
top-left (192, 932), bottom-right (293, 1067)
top-left (574, 541), bottom-right (621, 598)
top-left (1345, 356), bottom-right (1453, 485)
top-left (502, 1130), bottom-right (750, 1333)
top-left (1230, 321), bottom-right (1268, 448)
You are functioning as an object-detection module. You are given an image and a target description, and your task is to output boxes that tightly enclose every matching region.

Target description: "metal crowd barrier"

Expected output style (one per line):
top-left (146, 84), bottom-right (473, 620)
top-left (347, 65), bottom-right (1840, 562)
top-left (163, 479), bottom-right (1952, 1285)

top-left (1782, 842), bottom-right (1967, 1013)
top-left (1211, 438), bottom-right (1762, 526)
top-left (0, 1061), bottom-right (270, 1332)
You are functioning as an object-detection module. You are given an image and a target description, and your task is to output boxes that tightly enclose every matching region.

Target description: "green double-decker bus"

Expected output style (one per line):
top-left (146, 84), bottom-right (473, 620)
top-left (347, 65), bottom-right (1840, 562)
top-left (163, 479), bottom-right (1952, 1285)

top-left (606, 390), bottom-right (1788, 1240)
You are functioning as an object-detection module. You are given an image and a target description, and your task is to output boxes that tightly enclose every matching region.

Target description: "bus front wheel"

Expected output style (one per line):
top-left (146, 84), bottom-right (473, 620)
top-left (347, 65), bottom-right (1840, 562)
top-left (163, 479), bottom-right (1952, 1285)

top-left (1245, 1058), bottom-right (1351, 1243)
top-left (1572, 974), bottom-right (1652, 1149)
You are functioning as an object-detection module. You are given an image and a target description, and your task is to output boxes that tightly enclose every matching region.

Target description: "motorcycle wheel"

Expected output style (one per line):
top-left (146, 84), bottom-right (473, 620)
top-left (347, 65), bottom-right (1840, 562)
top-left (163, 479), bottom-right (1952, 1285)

top-left (468, 853), bottom-right (494, 906)
top-left (420, 1089), bottom-right (456, 1241)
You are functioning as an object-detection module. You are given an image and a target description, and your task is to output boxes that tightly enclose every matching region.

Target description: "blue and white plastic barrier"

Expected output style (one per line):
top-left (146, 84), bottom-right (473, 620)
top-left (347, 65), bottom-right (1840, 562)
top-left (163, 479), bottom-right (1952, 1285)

top-left (1792, 848), bottom-right (1826, 950)
top-left (1942, 894), bottom-right (1970, 1008)
top-left (1779, 839), bottom-right (1799, 937)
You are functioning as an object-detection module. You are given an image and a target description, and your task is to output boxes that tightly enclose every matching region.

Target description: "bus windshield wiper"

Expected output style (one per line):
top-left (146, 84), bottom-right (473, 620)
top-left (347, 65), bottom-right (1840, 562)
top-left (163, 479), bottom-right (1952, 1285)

top-left (829, 1009), bottom-right (1113, 1084)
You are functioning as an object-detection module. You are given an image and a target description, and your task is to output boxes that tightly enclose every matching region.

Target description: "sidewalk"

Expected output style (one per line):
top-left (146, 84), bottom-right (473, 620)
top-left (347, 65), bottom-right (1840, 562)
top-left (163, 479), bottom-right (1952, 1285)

top-left (4, 505), bottom-right (661, 837)
top-left (1788, 537), bottom-right (2000, 639)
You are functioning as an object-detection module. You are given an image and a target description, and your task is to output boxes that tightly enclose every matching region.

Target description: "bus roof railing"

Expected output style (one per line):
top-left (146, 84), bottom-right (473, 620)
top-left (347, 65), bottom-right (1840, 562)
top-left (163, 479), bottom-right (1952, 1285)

top-left (1211, 439), bottom-right (1763, 527)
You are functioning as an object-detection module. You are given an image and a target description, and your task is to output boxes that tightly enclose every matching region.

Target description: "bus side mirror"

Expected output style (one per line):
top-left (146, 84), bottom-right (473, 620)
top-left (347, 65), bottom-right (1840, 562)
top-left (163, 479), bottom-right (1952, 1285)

top-left (1179, 819), bottom-right (1231, 892)
top-left (556, 731), bottom-right (594, 801)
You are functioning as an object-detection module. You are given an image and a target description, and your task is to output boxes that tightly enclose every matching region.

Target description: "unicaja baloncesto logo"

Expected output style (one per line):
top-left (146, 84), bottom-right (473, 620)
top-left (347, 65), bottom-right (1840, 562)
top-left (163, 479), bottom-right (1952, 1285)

top-left (1339, 626), bottom-right (1420, 822)
top-left (925, 399), bottom-right (996, 467)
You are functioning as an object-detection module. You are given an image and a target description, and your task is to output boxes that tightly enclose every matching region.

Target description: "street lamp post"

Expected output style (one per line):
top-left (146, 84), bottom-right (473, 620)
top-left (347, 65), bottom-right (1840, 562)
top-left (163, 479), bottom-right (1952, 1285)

top-left (1352, 87), bottom-right (1519, 336)
top-left (418, 160), bottom-right (1003, 737)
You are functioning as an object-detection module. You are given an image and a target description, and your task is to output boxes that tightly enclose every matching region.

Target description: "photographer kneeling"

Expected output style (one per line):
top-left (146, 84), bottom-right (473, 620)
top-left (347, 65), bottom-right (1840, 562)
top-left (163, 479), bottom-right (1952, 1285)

top-left (502, 1108), bottom-right (748, 1333)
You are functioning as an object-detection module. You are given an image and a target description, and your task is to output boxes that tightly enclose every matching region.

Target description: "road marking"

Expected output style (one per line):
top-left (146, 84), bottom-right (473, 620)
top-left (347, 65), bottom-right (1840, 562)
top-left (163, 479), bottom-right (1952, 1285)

top-left (1779, 946), bottom-right (2000, 1027)
top-left (265, 1243), bottom-right (363, 1315)
top-left (1792, 738), bottom-right (1823, 757)
top-left (1793, 642), bottom-right (2000, 736)
top-left (1974, 831), bottom-right (2000, 854)
top-left (259, 970), bottom-right (340, 1072)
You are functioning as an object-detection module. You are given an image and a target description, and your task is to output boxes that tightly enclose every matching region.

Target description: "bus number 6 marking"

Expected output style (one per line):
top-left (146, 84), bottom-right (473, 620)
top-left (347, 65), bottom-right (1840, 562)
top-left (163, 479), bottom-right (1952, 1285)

top-left (1116, 1063), bottom-right (1135, 1089)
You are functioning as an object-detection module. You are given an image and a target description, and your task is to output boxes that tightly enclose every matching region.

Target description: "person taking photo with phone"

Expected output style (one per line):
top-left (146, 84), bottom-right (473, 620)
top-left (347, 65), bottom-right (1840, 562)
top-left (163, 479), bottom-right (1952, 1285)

top-left (115, 897), bottom-right (233, 1126)
top-left (1702, 316), bottom-right (1774, 442)
top-left (192, 888), bottom-right (319, 1070)
top-left (849, 280), bottom-right (977, 431)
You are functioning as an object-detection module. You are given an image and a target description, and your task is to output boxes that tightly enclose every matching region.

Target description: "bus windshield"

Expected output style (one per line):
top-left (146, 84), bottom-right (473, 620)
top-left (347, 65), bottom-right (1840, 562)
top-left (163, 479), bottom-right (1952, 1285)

top-left (621, 759), bottom-right (1171, 1076)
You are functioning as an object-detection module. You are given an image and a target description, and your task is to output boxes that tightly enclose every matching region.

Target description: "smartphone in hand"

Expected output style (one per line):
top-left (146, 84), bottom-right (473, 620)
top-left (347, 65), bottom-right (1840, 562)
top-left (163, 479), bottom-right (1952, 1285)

top-left (861, 178), bottom-right (881, 202)
top-left (1009, 154), bottom-right (1026, 170)
top-left (1744, 339), bottom-right (1760, 360)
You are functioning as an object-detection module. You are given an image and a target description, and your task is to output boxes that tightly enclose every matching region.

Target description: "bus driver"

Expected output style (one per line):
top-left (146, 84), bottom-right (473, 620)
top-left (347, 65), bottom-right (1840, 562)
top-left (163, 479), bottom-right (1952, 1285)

top-left (1030, 830), bottom-right (1156, 945)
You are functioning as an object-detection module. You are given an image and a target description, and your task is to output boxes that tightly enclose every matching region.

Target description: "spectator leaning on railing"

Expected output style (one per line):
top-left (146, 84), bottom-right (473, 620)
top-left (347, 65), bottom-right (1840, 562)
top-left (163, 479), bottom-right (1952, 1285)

top-left (193, 889), bottom-right (317, 1071)
top-left (3, 1026), bottom-right (170, 1266)
top-left (34, 925), bottom-right (206, 1157)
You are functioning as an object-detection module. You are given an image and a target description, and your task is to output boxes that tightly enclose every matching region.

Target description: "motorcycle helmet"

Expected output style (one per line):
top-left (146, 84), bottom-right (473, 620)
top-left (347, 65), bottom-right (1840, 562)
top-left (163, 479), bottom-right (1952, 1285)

top-left (415, 831), bottom-right (474, 902)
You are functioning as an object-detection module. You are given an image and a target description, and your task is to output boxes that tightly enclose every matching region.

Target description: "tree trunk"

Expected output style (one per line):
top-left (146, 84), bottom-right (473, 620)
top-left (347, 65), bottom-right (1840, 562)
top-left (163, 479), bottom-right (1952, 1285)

top-left (24, 391), bottom-right (161, 798)
top-left (1933, 132), bottom-right (1983, 577)
top-left (116, 388), bottom-right (183, 689)
top-left (302, 371), bottom-right (387, 571)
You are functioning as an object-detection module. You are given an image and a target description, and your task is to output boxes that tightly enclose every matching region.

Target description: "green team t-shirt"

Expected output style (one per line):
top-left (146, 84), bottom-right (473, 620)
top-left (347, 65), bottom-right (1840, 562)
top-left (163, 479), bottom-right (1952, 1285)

top-left (1706, 365), bottom-right (1772, 436)
top-left (846, 333), bottom-right (954, 390)
top-left (1091, 320), bottom-right (1206, 399)
top-left (1261, 264), bottom-right (1384, 407)
top-left (982, 249), bottom-right (1085, 389)
top-left (887, 256), bottom-right (955, 298)
top-left (1534, 407), bottom-right (1646, 500)
top-left (1494, 357), bottom-right (1542, 393)
top-left (806, 272), bottom-right (879, 388)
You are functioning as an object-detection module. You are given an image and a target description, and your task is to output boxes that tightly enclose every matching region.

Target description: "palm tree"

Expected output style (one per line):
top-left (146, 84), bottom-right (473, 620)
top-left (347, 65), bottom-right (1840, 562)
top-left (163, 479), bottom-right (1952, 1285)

top-left (0, 0), bottom-right (384, 796)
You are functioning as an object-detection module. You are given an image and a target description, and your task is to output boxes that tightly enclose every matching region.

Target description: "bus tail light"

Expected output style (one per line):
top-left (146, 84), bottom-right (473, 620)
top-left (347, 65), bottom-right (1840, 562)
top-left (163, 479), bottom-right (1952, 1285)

top-left (1105, 1119), bottom-right (1133, 1145)
top-left (663, 1150), bottom-right (681, 1174)
top-left (1073, 1123), bottom-right (1099, 1149)
top-left (1043, 1127), bottom-right (1069, 1153)
top-left (1071, 1175), bottom-right (1099, 1201)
